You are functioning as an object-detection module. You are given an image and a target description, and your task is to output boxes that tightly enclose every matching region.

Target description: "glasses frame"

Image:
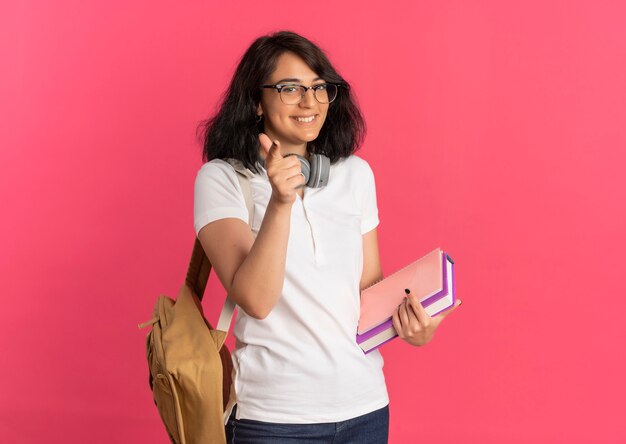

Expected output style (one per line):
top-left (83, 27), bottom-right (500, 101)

top-left (261, 82), bottom-right (340, 105)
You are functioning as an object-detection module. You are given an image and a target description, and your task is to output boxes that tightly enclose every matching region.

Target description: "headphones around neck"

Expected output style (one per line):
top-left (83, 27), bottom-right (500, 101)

top-left (258, 152), bottom-right (331, 188)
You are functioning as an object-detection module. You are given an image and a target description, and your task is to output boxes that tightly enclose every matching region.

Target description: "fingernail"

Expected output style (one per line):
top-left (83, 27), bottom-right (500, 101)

top-left (458, 300), bottom-right (463, 305)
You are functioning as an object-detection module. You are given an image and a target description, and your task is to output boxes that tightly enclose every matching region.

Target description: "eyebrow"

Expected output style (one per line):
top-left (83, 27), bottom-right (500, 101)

top-left (275, 77), bottom-right (324, 83)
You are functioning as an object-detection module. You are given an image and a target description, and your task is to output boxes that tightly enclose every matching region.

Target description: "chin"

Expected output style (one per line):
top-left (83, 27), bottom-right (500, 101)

top-left (301, 129), bottom-right (321, 140)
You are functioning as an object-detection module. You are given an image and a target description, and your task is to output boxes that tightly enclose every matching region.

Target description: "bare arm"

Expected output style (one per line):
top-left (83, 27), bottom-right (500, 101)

top-left (198, 197), bottom-right (292, 319)
top-left (197, 134), bottom-right (304, 320)
top-left (360, 227), bottom-right (383, 291)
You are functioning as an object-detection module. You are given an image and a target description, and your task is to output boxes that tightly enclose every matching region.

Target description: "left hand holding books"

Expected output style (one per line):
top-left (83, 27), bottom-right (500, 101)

top-left (392, 289), bottom-right (462, 347)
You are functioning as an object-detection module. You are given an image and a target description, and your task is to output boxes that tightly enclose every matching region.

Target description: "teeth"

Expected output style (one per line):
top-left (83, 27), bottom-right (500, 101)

top-left (294, 116), bottom-right (315, 123)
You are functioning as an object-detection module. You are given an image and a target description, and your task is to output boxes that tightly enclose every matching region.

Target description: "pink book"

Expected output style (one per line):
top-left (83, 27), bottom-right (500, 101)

top-left (357, 247), bottom-right (456, 353)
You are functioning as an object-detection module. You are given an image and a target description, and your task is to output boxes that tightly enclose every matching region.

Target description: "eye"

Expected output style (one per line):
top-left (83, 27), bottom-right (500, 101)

top-left (282, 85), bottom-right (299, 93)
top-left (314, 84), bottom-right (328, 91)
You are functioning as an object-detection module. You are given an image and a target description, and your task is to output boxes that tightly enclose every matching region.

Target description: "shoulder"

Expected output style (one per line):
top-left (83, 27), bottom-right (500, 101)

top-left (196, 158), bottom-right (238, 179)
top-left (335, 154), bottom-right (375, 181)
top-left (194, 159), bottom-right (246, 201)
top-left (197, 158), bottom-right (261, 182)
top-left (195, 158), bottom-right (246, 188)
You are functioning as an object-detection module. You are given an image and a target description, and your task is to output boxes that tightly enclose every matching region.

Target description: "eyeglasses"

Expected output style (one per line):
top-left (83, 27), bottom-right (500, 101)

top-left (261, 83), bottom-right (339, 105)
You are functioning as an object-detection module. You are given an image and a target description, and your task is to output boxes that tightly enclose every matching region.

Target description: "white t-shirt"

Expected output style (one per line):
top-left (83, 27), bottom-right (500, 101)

top-left (193, 154), bottom-right (389, 423)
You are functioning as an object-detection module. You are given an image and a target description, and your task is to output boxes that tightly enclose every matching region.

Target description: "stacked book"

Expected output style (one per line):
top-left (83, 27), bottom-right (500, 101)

top-left (357, 247), bottom-right (456, 353)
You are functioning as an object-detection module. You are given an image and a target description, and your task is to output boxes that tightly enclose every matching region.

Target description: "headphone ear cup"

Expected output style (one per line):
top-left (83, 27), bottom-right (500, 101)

top-left (309, 154), bottom-right (330, 188)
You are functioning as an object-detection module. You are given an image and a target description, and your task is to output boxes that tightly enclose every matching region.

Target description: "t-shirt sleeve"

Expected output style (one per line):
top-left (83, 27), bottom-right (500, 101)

top-left (360, 159), bottom-right (380, 235)
top-left (193, 160), bottom-right (249, 236)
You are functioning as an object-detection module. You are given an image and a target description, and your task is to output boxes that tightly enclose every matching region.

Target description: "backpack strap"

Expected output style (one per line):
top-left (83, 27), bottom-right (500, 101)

top-left (184, 158), bottom-right (257, 333)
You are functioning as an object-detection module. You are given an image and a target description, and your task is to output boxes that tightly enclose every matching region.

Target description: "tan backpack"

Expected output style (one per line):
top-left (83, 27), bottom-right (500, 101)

top-left (138, 159), bottom-right (256, 444)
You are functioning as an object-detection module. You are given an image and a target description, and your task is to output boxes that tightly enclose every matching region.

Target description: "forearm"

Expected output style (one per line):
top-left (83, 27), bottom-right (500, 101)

top-left (359, 273), bottom-right (384, 292)
top-left (231, 197), bottom-right (292, 319)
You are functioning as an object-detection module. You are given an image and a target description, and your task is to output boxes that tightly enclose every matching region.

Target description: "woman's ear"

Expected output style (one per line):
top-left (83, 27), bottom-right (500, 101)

top-left (256, 102), bottom-right (263, 116)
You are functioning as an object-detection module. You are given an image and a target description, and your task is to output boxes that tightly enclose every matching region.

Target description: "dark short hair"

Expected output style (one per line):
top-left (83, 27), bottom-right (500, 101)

top-left (197, 30), bottom-right (367, 173)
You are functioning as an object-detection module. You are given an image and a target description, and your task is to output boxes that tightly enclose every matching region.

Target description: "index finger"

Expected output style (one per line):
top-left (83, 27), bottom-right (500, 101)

top-left (259, 132), bottom-right (273, 152)
top-left (259, 133), bottom-right (282, 163)
top-left (404, 288), bottom-right (431, 325)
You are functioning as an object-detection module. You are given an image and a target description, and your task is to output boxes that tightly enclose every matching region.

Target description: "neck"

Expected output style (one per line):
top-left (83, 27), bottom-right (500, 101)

top-left (277, 140), bottom-right (309, 160)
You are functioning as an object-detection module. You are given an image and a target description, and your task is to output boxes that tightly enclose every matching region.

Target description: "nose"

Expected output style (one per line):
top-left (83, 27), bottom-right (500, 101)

top-left (300, 87), bottom-right (316, 108)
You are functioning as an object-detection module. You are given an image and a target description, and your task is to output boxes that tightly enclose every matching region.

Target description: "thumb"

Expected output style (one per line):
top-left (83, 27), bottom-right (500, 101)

top-left (259, 133), bottom-right (282, 162)
top-left (437, 299), bottom-right (462, 319)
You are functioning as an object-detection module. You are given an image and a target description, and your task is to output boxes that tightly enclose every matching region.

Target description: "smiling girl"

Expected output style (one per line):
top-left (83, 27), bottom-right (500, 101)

top-left (194, 30), bottom-right (456, 444)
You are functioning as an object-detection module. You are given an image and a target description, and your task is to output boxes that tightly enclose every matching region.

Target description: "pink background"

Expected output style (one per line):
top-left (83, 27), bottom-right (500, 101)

top-left (2, 0), bottom-right (625, 442)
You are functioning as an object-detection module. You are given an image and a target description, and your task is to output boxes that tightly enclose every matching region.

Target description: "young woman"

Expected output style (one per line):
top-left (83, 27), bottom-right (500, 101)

top-left (194, 30), bottom-right (459, 444)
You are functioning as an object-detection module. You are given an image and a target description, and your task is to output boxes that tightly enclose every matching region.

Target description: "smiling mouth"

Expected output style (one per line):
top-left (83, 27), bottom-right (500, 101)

top-left (290, 114), bottom-right (319, 124)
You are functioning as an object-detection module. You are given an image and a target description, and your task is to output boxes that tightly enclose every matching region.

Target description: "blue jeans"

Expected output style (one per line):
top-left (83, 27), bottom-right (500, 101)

top-left (225, 404), bottom-right (389, 444)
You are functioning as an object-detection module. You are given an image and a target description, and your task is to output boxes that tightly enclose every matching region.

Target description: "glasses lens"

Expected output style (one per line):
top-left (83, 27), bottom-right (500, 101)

top-left (315, 84), bottom-right (337, 104)
top-left (280, 85), bottom-right (305, 105)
